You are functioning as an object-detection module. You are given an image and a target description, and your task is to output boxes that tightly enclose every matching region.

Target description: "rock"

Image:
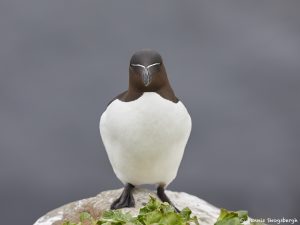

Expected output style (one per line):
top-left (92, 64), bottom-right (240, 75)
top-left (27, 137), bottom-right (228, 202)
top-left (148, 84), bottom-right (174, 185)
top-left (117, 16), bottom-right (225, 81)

top-left (34, 188), bottom-right (221, 225)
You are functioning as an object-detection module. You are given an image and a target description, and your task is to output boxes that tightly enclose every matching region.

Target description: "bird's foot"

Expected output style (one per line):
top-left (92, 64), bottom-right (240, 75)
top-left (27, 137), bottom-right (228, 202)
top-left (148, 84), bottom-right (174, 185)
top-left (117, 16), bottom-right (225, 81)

top-left (157, 185), bottom-right (180, 212)
top-left (111, 183), bottom-right (135, 210)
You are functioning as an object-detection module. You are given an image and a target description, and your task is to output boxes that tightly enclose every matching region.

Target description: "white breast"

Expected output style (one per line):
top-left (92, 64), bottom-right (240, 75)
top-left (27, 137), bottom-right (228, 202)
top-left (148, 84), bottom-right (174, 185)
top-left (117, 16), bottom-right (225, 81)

top-left (99, 92), bottom-right (192, 186)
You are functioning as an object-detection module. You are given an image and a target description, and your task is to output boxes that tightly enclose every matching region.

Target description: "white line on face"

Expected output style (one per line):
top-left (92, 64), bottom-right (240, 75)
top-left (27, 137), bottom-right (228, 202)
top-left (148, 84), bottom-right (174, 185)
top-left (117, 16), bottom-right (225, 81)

top-left (131, 63), bottom-right (161, 69)
top-left (130, 64), bottom-right (146, 69)
top-left (146, 62), bottom-right (161, 69)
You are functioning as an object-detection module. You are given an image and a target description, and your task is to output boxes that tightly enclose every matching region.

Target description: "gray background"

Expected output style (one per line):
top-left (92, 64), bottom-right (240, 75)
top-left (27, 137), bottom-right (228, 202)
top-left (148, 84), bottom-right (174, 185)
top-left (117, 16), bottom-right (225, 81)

top-left (0, 1), bottom-right (299, 224)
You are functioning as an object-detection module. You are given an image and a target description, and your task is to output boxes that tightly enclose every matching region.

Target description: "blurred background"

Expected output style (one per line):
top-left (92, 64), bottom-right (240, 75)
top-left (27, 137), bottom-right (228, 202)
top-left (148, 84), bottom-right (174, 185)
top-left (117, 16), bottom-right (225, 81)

top-left (1, 1), bottom-right (299, 224)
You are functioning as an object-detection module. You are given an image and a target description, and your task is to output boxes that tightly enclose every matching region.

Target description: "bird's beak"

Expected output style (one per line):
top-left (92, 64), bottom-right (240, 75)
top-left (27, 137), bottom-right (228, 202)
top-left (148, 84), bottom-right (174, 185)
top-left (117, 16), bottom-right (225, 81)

top-left (142, 68), bottom-right (152, 86)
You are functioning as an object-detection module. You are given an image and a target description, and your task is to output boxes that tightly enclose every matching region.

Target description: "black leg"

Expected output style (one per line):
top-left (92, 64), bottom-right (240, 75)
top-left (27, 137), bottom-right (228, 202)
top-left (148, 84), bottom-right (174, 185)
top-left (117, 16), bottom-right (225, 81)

top-left (157, 185), bottom-right (180, 212)
top-left (111, 183), bottom-right (135, 210)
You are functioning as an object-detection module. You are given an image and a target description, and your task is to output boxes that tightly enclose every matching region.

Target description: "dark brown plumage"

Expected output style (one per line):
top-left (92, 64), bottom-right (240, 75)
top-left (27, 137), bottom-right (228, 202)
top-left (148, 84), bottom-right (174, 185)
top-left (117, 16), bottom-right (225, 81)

top-left (108, 49), bottom-right (178, 105)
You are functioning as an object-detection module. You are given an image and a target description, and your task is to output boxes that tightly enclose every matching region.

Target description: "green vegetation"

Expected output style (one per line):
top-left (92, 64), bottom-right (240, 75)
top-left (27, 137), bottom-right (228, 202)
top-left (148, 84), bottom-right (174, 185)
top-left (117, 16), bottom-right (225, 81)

top-left (215, 208), bottom-right (248, 225)
top-left (62, 195), bottom-right (255, 225)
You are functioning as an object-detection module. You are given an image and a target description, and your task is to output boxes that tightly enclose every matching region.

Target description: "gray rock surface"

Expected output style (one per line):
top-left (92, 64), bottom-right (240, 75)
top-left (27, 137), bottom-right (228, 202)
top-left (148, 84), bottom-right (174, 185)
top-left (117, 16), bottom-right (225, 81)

top-left (34, 188), bottom-right (221, 225)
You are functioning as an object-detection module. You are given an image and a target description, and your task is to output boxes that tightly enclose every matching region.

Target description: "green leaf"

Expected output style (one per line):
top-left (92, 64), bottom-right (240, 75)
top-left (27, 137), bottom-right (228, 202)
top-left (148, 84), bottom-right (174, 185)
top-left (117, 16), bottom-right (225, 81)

top-left (215, 208), bottom-right (249, 225)
top-left (80, 211), bottom-right (93, 222)
top-left (98, 210), bottom-right (135, 224)
top-left (180, 207), bottom-right (192, 221)
top-left (236, 210), bottom-right (248, 223)
top-left (143, 211), bottom-right (163, 224)
top-left (139, 195), bottom-right (162, 215)
top-left (159, 213), bottom-right (182, 225)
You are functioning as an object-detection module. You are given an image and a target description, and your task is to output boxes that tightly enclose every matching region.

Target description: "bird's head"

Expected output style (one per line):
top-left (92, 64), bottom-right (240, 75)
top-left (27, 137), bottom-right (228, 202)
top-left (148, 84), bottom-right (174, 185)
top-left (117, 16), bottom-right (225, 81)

top-left (129, 49), bottom-right (168, 91)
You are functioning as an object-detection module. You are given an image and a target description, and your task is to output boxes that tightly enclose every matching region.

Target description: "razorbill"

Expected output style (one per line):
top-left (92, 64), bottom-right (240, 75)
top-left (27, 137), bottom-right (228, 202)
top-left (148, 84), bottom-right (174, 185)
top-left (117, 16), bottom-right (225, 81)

top-left (99, 49), bottom-right (192, 211)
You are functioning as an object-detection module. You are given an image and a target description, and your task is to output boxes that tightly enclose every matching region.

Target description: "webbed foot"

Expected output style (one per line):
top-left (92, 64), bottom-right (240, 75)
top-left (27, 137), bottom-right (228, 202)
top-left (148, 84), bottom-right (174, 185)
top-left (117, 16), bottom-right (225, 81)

top-left (111, 183), bottom-right (135, 209)
top-left (157, 185), bottom-right (180, 212)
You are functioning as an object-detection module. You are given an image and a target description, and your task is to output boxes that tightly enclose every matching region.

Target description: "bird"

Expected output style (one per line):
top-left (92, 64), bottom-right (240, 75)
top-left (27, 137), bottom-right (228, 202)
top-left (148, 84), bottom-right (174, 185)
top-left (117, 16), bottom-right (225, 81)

top-left (99, 49), bottom-right (192, 211)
